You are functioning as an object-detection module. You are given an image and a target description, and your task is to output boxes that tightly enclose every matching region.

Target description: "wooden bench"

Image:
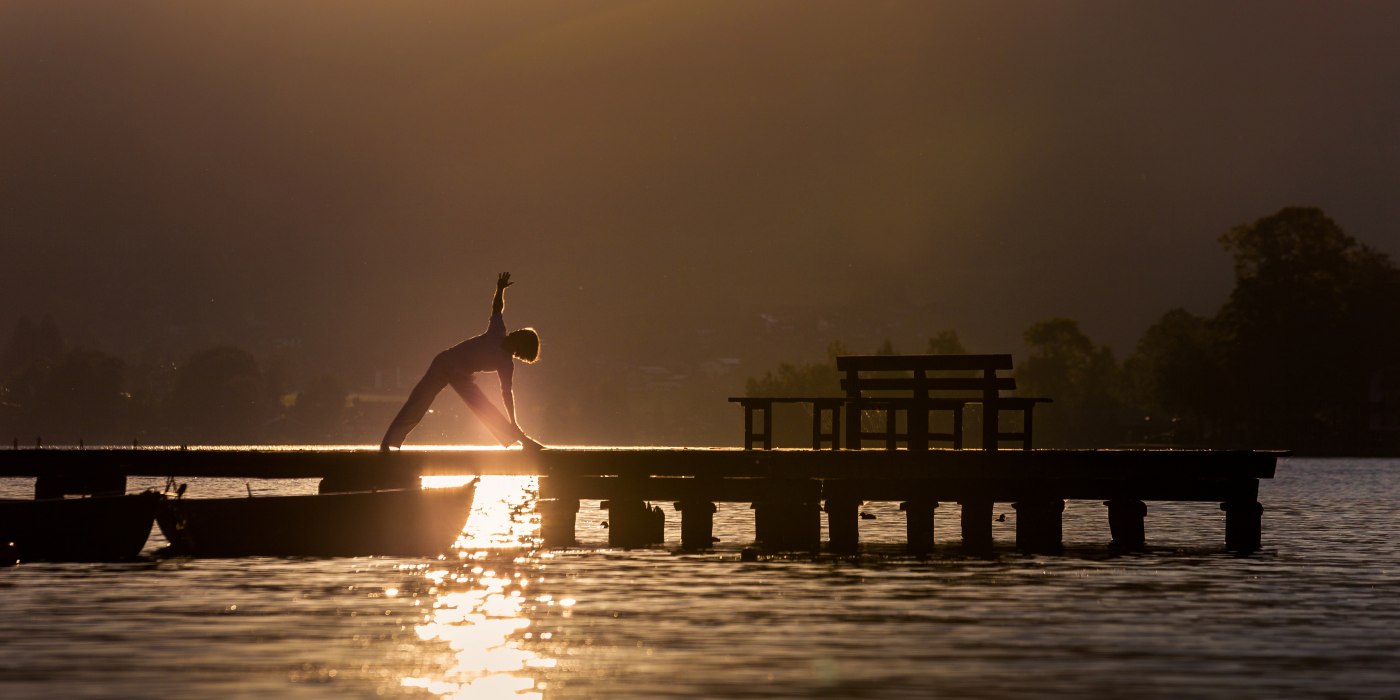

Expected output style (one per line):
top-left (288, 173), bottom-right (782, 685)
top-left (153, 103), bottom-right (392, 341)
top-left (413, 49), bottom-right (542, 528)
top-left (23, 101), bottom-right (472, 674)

top-left (837, 354), bottom-right (1051, 451)
top-left (727, 397), bottom-right (844, 450)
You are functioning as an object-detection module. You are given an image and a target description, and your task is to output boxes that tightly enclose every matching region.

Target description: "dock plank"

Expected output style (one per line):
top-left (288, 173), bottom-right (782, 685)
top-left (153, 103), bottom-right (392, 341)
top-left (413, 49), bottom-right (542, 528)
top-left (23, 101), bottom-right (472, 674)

top-left (0, 446), bottom-right (1278, 503)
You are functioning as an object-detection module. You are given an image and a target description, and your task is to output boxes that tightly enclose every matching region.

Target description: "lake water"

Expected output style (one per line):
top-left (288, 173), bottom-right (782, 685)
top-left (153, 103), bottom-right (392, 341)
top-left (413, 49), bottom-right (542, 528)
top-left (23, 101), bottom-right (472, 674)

top-left (1, 456), bottom-right (1397, 698)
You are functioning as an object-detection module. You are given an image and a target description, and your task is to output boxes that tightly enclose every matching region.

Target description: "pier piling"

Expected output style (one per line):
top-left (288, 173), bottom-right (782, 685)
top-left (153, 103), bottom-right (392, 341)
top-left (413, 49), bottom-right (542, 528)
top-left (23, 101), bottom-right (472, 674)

top-left (960, 499), bottom-right (994, 553)
top-left (1221, 500), bottom-right (1263, 552)
top-left (1014, 498), bottom-right (1065, 554)
top-left (537, 498), bottom-right (579, 547)
top-left (824, 496), bottom-right (862, 554)
top-left (753, 479), bottom-right (821, 552)
top-left (1106, 499), bottom-right (1148, 551)
top-left (675, 499), bottom-right (716, 551)
top-left (900, 499), bottom-right (937, 555)
top-left (602, 499), bottom-right (664, 548)
top-left (0, 446), bottom-right (1280, 555)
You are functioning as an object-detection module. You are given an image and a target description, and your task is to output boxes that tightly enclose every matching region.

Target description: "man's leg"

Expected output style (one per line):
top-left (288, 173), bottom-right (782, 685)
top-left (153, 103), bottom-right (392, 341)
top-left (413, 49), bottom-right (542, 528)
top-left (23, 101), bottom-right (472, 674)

top-left (381, 362), bottom-right (450, 449)
top-left (447, 374), bottom-right (525, 446)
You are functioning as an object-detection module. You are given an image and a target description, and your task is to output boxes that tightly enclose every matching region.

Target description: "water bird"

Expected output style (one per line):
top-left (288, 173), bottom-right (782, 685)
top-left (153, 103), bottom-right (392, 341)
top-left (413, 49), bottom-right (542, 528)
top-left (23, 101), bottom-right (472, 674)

top-left (997, 513), bottom-right (1007, 522)
top-left (860, 512), bottom-right (876, 520)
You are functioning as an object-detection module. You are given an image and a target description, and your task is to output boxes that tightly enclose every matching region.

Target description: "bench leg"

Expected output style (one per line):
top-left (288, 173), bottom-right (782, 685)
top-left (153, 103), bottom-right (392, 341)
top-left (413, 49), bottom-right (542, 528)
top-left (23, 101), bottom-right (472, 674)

top-left (845, 402), bottom-right (862, 450)
top-left (741, 403), bottom-right (775, 450)
top-left (810, 404), bottom-right (841, 450)
top-left (908, 404), bottom-right (929, 451)
top-left (822, 404), bottom-right (840, 449)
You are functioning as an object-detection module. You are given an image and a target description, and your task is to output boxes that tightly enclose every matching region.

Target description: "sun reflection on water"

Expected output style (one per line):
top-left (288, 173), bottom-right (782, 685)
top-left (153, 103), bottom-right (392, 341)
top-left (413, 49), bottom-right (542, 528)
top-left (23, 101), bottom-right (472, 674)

top-left (403, 475), bottom-right (552, 698)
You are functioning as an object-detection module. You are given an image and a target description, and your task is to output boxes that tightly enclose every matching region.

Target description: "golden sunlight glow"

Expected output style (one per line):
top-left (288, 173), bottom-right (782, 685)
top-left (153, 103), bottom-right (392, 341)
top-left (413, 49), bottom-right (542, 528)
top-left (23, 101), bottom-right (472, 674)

top-left (420, 475), bottom-right (541, 550)
top-left (403, 475), bottom-right (551, 699)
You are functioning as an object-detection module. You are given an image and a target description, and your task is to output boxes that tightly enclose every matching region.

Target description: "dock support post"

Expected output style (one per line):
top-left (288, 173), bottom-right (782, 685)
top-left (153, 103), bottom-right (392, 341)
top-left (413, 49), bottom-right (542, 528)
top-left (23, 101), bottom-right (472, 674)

top-left (675, 499), bottom-right (716, 551)
top-left (900, 499), bottom-right (937, 555)
top-left (604, 499), bottom-right (664, 549)
top-left (537, 498), bottom-right (579, 547)
top-left (753, 479), bottom-right (821, 553)
top-left (825, 497), bottom-right (861, 554)
top-left (1221, 500), bottom-right (1262, 552)
top-left (752, 500), bottom-right (820, 552)
top-left (959, 500), bottom-right (994, 553)
top-left (1013, 498), bottom-right (1064, 554)
top-left (538, 475), bottom-right (581, 547)
top-left (1105, 499), bottom-right (1147, 551)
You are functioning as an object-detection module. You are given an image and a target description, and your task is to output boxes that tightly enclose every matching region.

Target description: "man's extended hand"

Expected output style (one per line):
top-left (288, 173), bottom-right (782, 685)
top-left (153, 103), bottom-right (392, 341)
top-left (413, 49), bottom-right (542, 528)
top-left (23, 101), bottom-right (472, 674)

top-left (497, 272), bottom-right (513, 289)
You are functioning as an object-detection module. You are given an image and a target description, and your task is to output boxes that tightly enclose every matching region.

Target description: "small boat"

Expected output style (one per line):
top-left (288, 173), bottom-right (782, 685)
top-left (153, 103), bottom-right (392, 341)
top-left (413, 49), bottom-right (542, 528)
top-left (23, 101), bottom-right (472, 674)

top-left (156, 481), bottom-right (476, 557)
top-left (0, 491), bottom-right (162, 563)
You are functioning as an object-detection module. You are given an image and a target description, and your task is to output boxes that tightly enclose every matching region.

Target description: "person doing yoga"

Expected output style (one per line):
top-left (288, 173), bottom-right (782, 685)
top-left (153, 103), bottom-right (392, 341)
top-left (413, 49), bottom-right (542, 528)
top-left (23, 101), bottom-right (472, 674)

top-left (380, 272), bottom-right (543, 450)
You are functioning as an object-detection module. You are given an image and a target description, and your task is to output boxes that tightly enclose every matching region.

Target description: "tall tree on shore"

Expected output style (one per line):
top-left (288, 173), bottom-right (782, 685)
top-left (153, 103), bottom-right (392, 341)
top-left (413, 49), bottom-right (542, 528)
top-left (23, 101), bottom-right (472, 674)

top-left (1123, 308), bottom-right (1227, 444)
top-left (925, 330), bottom-right (968, 355)
top-left (1016, 318), bottom-right (1123, 447)
top-left (291, 373), bottom-right (349, 442)
top-left (172, 346), bottom-right (270, 444)
top-left (1216, 207), bottom-right (1400, 450)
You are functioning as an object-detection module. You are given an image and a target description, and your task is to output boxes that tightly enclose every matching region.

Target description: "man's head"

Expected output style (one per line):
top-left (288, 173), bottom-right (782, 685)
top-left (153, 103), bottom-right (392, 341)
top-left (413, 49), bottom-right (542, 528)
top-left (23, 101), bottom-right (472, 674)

top-left (505, 328), bottom-right (541, 363)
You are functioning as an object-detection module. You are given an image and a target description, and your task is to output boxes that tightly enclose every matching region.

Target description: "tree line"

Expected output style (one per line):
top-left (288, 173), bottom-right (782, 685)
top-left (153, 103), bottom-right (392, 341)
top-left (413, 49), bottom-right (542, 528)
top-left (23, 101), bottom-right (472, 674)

top-left (0, 325), bottom-right (356, 446)
top-left (6, 207), bottom-right (1397, 453)
top-left (746, 208), bottom-right (1400, 454)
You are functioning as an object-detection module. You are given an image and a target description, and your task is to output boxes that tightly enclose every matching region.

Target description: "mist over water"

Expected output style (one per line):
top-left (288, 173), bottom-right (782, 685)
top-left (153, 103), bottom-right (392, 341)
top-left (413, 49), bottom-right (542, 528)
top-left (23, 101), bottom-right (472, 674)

top-left (1, 458), bottom-right (1397, 698)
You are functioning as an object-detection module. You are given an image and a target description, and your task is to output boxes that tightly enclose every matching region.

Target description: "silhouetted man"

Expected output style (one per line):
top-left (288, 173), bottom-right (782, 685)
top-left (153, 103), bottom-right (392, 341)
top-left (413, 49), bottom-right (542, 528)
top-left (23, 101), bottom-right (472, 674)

top-left (381, 272), bottom-right (543, 450)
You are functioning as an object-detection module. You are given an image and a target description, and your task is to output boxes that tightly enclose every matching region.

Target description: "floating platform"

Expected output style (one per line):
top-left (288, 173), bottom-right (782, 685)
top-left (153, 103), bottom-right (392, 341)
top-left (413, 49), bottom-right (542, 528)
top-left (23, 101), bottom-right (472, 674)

top-left (0, 446), bottom-right (1280, 555)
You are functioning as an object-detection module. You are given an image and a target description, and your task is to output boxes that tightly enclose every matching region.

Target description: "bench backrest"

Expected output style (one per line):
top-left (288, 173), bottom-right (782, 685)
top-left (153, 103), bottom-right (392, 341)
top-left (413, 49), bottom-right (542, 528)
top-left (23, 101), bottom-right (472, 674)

top-left (836, 354), bottom-right (1016, 397)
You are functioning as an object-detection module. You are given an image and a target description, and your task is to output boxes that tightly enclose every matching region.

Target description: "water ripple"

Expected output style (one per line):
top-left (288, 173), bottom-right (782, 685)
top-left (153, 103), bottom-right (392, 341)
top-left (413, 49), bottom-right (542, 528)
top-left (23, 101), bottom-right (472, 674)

top-left (1, 460), bottom-right (1397, 698)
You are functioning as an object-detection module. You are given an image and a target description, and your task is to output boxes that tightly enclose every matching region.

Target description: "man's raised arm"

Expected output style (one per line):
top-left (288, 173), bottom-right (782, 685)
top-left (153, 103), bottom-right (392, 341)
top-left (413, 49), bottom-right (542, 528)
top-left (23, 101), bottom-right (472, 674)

top-left (493, 272), bottom-right (512, 316)
top-left (487, 271), bottom-right (512, 333)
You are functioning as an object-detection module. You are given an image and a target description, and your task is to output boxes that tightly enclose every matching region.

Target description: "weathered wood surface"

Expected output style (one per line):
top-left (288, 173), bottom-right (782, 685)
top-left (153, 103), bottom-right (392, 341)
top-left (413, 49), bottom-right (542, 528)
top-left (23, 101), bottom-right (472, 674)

top-left (0, 446), bottom-right (1280, 553)
top-left (0, 447), bottom-right (1278, 502)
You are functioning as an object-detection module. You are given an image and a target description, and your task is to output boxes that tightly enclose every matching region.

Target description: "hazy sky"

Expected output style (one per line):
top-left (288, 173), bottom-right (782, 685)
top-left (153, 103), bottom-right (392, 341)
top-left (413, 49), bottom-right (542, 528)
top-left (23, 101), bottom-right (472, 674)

top-left (4, 1), bottom-right (1399, 380)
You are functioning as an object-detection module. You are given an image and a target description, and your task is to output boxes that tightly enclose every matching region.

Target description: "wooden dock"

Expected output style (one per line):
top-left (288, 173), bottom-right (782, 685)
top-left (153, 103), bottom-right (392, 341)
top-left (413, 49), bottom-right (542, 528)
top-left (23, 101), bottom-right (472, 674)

top-left (0, 446), bottom-right (1280, 555)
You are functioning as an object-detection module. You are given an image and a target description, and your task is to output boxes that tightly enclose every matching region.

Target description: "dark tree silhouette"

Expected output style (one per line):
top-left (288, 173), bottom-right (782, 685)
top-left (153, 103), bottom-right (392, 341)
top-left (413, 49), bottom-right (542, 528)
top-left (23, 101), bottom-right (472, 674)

top-left (1123, 308), bottom-right (1227, 445)
top-left (1016, 318), bottom-right (1123, 447)
top-left (925, 331), bottom-right (967, 355)
top-left (173, 346), bottom-right (269, 444)
top-left (1216, 207), bottom-right (1400, 450)
top-left (292, 373), bottom-right (349, 441)
top-left (744, 341), bottom-right (846, 447)
top-left (1, 315), bottom-right (64, 378)
top-left (41, 349), bottom-right (127, 443)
